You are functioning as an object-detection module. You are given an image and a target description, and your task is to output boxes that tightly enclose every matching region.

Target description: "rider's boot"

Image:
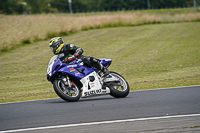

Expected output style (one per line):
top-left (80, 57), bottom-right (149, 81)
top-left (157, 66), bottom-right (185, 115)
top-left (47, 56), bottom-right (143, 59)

top-left (90, 57), bottom-right (110, 77)
top-left (100, 64), bottom-right (110, 77)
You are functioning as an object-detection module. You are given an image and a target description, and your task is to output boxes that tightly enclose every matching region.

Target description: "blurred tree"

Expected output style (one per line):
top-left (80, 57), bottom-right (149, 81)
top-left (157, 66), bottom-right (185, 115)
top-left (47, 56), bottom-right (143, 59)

top-left (0, 0), bottom-right (18, 14)
top-left (0, 0), bottom-right (197, 14)
top-left (72, 0), bottom-right (86, 13)
top-left (50, 0), bottom-right (68, 13)
top-left (151, 0), bottom-right (188, 9)
top-left (25, 0), bottom-right (56, 13)
top-left (101, 0), bottom-right (127, 11)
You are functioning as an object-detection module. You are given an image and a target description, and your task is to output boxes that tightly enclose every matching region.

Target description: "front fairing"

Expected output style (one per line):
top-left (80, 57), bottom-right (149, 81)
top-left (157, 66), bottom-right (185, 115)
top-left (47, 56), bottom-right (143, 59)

top-left (57, 61), bottom-right (94, 80)
top-left (47, 55), bottom-right (95, 82)
top-left (47, 54), bottom-right (64, 76)
top-left (47, 55), bottom-right (58, 77)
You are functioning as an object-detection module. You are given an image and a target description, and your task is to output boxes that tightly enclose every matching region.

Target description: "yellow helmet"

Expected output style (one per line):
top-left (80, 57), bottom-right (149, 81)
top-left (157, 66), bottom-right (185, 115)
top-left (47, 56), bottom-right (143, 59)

top-left (49, 37), bottom-right (64, 54)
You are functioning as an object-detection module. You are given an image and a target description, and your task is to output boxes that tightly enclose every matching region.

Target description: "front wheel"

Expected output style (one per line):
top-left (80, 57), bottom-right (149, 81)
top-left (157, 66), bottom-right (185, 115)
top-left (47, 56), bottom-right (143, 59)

top-left (107, 71), bottom-right (130, 98)
top-left (53, 79), bottom-right (81, 102)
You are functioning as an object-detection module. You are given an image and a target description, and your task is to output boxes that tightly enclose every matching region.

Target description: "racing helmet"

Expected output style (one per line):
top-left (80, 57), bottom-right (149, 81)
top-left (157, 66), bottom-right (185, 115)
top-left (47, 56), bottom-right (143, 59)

top-left (49, 37), bottom-right (64, 54)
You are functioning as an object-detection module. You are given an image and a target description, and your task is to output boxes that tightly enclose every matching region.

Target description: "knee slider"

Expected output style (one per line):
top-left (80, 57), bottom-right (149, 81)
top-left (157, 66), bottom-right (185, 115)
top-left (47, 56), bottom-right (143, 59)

top-left (83, 57), bottom-right (91, 65)
top-left (90, 57), bottom-right (98, 63)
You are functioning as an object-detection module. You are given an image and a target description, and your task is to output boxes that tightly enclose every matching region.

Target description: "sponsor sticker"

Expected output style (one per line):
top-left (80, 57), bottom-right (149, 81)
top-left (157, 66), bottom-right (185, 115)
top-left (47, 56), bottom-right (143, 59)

top-left (70, 68), bottom-right (75, 72)
top-left (67, 65), bottom-right (77, 68)
top-left (93, 72), bottom-right (96, 77)
top-left (84, 89), bottom-right (102, 97)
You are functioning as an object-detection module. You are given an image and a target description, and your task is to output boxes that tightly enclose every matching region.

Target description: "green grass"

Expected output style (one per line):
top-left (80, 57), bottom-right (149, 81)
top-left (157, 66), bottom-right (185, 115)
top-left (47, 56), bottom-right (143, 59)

top-left (1, 9), bottom-right (200, 54)
top-left (0, 22), bottom-right (200, 103)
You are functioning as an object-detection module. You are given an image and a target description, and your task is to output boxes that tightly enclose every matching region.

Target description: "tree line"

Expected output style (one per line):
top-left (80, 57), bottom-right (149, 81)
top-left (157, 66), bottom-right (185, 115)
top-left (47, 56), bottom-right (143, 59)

top-left (0, 0), bottom-right (198, 14)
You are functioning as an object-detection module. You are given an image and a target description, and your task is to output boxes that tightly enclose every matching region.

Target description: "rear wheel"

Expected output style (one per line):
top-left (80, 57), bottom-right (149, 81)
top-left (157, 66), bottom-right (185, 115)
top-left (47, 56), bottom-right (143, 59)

top-left (107, 71), bottom-right (129, 98)
top-left (53, 79), bottom-right (81, 102)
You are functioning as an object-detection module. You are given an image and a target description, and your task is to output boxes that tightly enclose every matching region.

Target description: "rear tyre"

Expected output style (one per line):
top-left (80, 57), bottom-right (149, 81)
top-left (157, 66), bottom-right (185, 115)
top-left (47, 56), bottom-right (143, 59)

top-left (108, 71), bottom-right (129, 98)
top-left (53, 79), bottom-right (81, 102)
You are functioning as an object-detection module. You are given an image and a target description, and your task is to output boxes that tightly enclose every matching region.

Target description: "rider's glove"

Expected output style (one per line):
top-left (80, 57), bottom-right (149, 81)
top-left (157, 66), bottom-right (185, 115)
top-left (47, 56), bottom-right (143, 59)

top-left (64, 56), bottom-right (75, 63)
top-left (64, 53), bottom-right (79, 63)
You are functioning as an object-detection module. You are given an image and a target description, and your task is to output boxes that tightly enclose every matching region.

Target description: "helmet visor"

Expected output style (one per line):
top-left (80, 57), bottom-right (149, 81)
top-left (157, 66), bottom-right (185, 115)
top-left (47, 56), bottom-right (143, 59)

top-left (51, 46), bottom-right (58, 54)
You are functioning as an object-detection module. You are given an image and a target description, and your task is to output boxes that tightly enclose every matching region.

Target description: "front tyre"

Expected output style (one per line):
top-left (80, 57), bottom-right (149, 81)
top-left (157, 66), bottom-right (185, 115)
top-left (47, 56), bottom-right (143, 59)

top-left (108, 71), bottom-right (129, 98)
top-left (53, 79), bottom-right (81, 102)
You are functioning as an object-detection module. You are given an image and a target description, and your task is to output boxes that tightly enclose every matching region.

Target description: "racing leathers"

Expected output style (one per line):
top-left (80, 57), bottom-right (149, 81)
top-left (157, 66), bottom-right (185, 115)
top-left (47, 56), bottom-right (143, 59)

top-left (61, 44), bottom-right (109, 76)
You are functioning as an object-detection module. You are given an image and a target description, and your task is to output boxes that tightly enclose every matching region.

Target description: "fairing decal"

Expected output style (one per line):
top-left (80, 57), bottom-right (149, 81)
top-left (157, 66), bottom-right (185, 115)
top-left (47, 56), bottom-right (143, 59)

top-left (80, 72), bottom-right (110, 98)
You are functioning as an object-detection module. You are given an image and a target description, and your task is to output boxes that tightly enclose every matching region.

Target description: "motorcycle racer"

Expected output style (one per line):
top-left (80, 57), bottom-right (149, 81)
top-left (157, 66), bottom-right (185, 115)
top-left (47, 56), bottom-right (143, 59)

top-left (49, 37), bottom-right (109, 77)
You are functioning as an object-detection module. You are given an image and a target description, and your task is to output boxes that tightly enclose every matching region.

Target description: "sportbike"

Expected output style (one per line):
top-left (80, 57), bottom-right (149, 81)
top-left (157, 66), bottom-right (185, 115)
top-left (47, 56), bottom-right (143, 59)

top-left (47, 54), bottom-right (129, 102)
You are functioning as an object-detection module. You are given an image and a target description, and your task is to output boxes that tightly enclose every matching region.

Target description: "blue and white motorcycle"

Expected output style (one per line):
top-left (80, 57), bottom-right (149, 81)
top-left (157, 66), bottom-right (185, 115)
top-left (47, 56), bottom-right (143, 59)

top-left (47, 54), bottom-right (129, 102)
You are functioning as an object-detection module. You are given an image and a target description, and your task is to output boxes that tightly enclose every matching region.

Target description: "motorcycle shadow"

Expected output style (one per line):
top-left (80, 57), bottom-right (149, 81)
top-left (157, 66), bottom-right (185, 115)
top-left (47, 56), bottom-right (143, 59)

top-left (49, 96), bottom-right (115, 103)
top-left (80, 97), bottom-right (115, 102)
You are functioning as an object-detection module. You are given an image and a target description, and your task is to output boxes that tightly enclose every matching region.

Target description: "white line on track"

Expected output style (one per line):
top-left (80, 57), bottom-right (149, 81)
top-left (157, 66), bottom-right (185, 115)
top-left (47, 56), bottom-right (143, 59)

top-left (1, 114), bottom-right (200, 133)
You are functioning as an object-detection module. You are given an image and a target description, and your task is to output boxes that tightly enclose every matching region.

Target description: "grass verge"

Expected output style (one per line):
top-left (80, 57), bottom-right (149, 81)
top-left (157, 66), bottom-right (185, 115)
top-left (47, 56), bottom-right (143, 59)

top-left (1, 8), bottom-right (200, 54)
top-left (0, 22), bottom-right (199, 103)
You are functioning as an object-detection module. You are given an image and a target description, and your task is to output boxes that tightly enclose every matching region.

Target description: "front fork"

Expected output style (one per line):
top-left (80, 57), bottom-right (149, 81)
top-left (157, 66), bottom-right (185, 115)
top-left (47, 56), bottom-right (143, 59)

top-left (59, 76), bottom-right (71, 87)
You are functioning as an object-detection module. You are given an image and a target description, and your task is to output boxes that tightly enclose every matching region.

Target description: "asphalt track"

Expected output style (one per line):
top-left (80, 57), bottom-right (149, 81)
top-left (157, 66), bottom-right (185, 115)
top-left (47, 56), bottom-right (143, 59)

top-left (0, 86), bottom-right (200, 133)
